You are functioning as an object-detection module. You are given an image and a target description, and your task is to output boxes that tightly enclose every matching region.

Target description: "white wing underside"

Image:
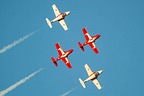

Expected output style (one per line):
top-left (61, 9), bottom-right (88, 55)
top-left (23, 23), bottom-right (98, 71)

top-left (84, 64), bottom-right (93, 76)
top-left (92, 79), bottom-right (102, 90)
top-left (52, 4), bottom-right (68, 31)
top-left (59, 20), bottom-right (68, 31)
top-left (52, 4), bottom-right (60, 17)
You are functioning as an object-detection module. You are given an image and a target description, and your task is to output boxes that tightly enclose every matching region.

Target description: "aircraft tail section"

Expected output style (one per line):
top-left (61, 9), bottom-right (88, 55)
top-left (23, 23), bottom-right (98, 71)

top-left (78, 42), bottom-right (84, 52)
top-left (51, 57), bottom-right (58, 67)
top-left (79, 78), bottom-right (86, 88)
top-left (46, 18), bottom-right (52, 28)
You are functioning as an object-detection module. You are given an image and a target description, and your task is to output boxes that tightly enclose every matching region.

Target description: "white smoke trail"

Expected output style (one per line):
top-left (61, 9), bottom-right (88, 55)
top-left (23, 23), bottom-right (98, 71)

top-left (60, 87), bottom-right (77, 96)
top-left (0, 30), bottom-right (39, 54)
top-left (0, 68), bottom-right (43, 96)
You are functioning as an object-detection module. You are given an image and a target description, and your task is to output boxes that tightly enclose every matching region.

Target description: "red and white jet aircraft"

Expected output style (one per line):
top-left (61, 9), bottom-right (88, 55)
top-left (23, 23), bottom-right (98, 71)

top-left (46, 4), bottom-right (70, 31)
top-left (78, 28), bottom-right (101, 54)
top-left (79, 64), bottom-right (103, 89)
top-left (51, 43), bottom-right (73, 69)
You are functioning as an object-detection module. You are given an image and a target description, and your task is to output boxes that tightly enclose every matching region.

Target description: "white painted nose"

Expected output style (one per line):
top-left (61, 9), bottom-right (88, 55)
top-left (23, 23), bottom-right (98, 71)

top-left (65, 11), bottom-right (70, 15)
top-left (98, 70), bottom-right (103, 74)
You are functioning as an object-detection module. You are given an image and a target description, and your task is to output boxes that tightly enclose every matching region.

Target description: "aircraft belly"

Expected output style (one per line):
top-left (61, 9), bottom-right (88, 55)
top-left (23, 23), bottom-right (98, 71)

top-left (57, 15), bottom-right (63, 20)
top-left (52, 16), bottom-right (63, 22)
top-left (51, 18), bottom-right (58, 22)
top-left (85, 74), bottom-right (96, 82)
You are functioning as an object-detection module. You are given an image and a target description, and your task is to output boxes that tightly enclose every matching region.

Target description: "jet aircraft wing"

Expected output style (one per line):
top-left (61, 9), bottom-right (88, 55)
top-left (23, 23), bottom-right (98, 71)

top-left (55, 43), bottom-right (64, 56)
top-left (84, 64), bottom-right (93, 76)
top-left (61, 57), bottom-right (72, 68)
top-left (92, 79), bottom-right (102, 90)
top-left (89, 42), bottom-right (99, 54)
top-left (82, 28), bottom-right (92, 41)
top-left (59, 19), bottom-right (68, 31)
top-left (52, 4), bottom-right (61, 17)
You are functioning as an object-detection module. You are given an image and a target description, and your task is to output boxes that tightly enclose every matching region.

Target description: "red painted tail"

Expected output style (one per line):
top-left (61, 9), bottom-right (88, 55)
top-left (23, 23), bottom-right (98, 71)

top-left (78, 42), bottom-right (84, 52)
top-left (51, 57), bottom-right (58, 67)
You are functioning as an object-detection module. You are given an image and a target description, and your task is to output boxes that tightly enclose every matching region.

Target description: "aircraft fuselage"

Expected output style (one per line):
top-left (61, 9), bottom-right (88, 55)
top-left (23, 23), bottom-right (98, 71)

top-left (84, 34), bottom-right (101, 45)
top-left (84, 70), bottom-right (103, 83)
top-left (61, 49), bottom-right (73, 58)
top-left (51, 11), bottom-right (70, 23)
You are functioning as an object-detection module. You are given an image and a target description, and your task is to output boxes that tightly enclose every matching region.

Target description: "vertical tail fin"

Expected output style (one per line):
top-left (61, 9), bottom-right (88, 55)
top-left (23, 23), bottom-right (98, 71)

top-left (78, 42), bottom-right (84, 52)
top-left (46, 18), bottom-right (52, 28)
top-left (79, 78), bottom-right (86, 88)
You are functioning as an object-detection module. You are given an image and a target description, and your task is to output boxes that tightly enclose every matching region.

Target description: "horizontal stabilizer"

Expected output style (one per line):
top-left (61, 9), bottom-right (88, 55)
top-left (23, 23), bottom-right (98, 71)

top-left (79, 78), bottom-right (86, 88)
top-left (46, 18), bottom-right (52, 28)
top-left (51, 57), bottom-right (58, 67)
top-left (78, 42), bottom-right (84, 51)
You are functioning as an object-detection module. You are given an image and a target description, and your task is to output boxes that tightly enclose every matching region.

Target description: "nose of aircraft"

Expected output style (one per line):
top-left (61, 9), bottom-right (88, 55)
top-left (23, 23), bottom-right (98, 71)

top-left (65, 11), bottom-right (70, 15)
top-left (69, 49), bottom-right (73, 54)
top-left (98, 70), bottom-right (103, 74)
top-left (97, 34), bottom-right (101, 38)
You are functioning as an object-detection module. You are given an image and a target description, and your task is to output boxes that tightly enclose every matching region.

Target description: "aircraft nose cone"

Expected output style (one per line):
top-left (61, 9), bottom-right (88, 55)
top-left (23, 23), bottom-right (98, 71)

top-left (70, 49), bottom-right (73, 53)
top-left (66, 11), bottom-right (70, 15)
top-left (98, 70), bottom-right (103, 74)
top-left (97, 34), bottom-right (101, 38)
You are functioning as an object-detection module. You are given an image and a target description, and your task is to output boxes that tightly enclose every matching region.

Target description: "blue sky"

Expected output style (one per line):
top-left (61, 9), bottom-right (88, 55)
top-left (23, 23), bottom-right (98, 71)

top-left (0, 0), bottom-right (144, 96)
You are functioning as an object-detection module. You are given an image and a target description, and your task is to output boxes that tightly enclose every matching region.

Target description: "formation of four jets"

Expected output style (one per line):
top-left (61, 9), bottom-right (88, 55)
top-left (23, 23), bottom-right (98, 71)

top-left (46, 4), bottom-right (103, 90)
